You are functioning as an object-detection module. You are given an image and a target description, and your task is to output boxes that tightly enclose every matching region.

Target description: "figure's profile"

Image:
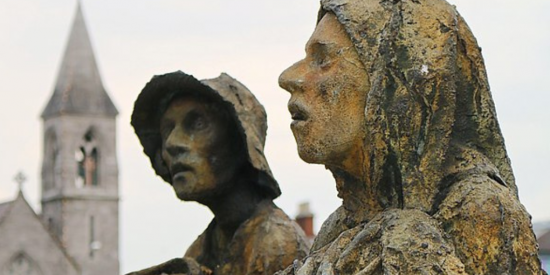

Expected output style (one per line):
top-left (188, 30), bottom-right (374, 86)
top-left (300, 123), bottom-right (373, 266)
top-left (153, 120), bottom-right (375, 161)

top-left (277, 0), bottom-right (544, 274)
top-left (129, 71), bottom-right (309, 275)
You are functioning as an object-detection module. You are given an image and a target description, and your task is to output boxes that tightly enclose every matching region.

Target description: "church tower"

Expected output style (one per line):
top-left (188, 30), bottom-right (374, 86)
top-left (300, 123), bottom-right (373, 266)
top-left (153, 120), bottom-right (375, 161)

top-left (40, 3), bottom-right (119, 275)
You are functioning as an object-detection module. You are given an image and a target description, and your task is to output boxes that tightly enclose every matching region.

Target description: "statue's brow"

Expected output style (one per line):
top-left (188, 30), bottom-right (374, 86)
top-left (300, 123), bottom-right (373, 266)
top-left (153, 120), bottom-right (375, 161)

top-left (306, 40), bottom-right (339, 54)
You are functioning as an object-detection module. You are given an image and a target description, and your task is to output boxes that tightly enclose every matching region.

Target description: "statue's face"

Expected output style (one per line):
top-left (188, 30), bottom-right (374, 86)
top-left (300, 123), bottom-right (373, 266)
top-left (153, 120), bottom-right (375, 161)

top-left (279, 13), bottom-right (370, 166)
top-left (160, 97), bottom-right (244, 202)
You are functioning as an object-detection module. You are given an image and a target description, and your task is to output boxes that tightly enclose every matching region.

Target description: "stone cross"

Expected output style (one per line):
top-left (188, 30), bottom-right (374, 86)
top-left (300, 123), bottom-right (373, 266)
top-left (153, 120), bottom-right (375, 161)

top-left (14, 171), bottom-right (26, 191)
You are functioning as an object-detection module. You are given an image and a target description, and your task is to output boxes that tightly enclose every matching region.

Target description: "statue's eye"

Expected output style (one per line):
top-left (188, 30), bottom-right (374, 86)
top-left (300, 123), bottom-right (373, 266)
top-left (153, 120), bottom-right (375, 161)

top-left (193, 117), bottom-right (207, 130)
top-left (318, 57), bottom-right (332, 69)
top-left (312, 44), bottom-right (332, 69)
top-left (185, 111), bottom-right (209, 131)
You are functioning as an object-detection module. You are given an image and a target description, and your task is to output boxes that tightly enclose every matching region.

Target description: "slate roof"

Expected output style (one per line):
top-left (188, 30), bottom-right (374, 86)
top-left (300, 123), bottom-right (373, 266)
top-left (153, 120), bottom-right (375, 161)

top-left (0, 200), bottom-right (13, 223)
top-left (0, 191), bottom-right (81, 272)
top-left (42, 2), bottom-right (117, 118)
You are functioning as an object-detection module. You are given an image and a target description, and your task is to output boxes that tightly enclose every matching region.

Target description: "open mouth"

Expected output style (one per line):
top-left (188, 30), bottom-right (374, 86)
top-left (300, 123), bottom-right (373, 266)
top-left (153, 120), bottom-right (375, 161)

top-left (291, 111), bottom-right (307, 121)
top-left (288, 103), bottom-right (309, 123)
top-left (171, 163), bottom-right (193, 181)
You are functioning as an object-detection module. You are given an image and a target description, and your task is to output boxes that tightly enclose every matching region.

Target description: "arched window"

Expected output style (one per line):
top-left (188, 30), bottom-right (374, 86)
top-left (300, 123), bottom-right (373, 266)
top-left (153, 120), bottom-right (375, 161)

top-left (75, 130), bottom-right (99, 188)
top-left (3, 253), bottom-right (42, 275)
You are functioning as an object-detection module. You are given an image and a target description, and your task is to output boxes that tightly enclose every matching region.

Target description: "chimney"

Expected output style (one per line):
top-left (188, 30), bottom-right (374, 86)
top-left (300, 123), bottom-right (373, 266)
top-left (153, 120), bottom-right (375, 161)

top-left (295, 202), bottom-right (315, 241)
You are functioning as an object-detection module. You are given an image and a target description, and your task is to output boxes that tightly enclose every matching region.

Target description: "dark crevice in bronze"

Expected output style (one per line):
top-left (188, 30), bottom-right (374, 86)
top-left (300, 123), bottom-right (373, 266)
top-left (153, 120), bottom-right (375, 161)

top-left (378, 150), bottom-right (404, 210)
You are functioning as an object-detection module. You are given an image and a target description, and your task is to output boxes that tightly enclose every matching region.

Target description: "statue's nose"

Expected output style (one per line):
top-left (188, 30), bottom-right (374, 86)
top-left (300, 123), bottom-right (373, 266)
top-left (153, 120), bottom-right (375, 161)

top-left (165, 144), bottom-right (188, 158)
top-left (164, 128), bottom-right (190, 157)
top-left (279, 61), bottom-right (305, 94)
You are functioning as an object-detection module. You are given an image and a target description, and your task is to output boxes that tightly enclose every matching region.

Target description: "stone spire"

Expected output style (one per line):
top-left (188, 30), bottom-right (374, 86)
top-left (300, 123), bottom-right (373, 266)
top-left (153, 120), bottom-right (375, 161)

top-left (42, 2), bottom-right (117, 118)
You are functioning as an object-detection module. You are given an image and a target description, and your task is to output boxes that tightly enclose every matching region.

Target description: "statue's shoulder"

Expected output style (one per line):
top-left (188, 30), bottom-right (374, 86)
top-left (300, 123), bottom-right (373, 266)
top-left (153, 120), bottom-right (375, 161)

top-left (436, 173), bottom-right (529, 224)
top-left (277, 209), bottom-right (467, 275)
top-left (230, 200), bottom-right (309, 275)
top-left (184, 219), bottom-right (215, 258)
top-left (435, 174), bottom-right (543, 274)
top-left (311, 205), bottom-right (348, 251)
top-left (240, 201), bottom-right (309, 253)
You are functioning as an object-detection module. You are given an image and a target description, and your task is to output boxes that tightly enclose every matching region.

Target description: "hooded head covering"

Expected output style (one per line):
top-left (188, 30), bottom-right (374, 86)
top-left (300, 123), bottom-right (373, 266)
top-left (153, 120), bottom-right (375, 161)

top-left (318, 0), bottom-right (515, 212)
top-left (131, 71), bottom-right (281, 199)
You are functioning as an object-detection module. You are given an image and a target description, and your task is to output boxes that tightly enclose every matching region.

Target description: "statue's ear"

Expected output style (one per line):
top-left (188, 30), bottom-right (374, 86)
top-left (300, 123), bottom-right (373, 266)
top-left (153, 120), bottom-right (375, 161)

top-left (153, 150), bottom-right (171, 183)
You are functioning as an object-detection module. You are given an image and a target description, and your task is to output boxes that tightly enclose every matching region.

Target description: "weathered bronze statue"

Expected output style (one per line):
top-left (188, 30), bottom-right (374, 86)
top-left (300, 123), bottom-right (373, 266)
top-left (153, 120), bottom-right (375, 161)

top-left (129, 72), bottom-right (309, 275)
top-left (277, 0), bottom-right (544, 274)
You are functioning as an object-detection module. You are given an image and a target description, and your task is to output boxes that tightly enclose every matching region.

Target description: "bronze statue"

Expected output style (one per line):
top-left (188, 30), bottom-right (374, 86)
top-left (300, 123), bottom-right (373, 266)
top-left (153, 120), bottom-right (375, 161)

top-left (277, 0), bottom-right (544, 274)
top-left (129, 72), bottom-right (309, 275)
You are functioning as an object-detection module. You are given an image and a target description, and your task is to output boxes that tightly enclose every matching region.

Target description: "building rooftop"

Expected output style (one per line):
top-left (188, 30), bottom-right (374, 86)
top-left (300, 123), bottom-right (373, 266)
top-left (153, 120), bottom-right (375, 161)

top-left (0, 200), bottom-right (13, 222)
top-left (42, 2), bottom-right (117, 118)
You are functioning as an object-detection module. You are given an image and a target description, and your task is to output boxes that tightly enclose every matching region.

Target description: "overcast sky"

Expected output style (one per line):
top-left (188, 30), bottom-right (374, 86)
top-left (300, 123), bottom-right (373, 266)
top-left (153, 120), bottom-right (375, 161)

top-left (0, 0), bottom-right (548, 273)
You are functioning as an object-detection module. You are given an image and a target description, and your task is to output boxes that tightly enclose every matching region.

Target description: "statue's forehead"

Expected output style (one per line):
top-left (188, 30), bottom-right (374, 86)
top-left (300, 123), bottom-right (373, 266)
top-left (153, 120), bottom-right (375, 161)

top-left (306, 13), bottom-right (352, 51)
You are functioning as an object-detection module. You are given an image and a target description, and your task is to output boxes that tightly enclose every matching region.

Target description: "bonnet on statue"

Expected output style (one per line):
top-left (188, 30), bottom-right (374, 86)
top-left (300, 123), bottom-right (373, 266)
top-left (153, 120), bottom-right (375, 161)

top-left (319, 0), bottom-right (516, 212)
top-left (131, 71), bottom-right (281, 199)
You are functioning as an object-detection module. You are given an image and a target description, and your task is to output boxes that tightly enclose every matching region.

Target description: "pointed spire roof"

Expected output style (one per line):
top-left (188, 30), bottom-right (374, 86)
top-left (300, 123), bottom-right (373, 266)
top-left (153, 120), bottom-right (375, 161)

top-left (42, 2), bottom-right (117, 118)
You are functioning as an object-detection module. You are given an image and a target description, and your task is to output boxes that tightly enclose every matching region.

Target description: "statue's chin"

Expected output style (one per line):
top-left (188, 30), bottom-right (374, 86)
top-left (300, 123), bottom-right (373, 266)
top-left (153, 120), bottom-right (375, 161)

top-left (297, 146), bottom-right (326, 165)
top-left (174, 191), bottom-right (197, 202)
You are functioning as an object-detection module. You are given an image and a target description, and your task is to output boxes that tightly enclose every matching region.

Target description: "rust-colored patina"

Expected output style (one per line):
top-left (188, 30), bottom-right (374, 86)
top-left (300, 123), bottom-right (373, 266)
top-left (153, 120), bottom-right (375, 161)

top-left (129, 72), bottom-right (309, 275)
top-left (278, 0), bottom-right (544, 274)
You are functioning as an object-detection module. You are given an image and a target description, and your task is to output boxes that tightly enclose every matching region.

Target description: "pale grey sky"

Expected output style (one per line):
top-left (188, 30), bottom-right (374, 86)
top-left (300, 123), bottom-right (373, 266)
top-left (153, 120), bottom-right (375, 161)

top-left (0, 0), bottom-right (548, 273)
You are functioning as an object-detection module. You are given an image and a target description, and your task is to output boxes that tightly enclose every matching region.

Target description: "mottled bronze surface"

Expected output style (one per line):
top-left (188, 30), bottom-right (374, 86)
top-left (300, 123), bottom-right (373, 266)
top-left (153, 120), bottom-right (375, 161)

top-left (278, 0), bottom-right (544, 274)
top-left (129, 72), bottom-right (309, 275)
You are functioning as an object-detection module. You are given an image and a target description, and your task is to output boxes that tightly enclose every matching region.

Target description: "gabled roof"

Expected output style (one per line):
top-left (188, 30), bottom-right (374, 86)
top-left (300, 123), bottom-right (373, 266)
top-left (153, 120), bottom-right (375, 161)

top-left (41, 2), bottom-right (117, 118)
top-left (0, 191), bottom-right (81, 272)
top-left (0, 200), bottom-right (13, 224)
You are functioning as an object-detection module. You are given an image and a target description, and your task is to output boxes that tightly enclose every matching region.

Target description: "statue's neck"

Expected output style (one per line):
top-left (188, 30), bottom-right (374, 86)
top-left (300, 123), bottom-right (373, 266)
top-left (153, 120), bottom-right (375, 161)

top-left (329, 167), bottom-right (387, 227)
top-left (201, 177), bottom-right (265, 243)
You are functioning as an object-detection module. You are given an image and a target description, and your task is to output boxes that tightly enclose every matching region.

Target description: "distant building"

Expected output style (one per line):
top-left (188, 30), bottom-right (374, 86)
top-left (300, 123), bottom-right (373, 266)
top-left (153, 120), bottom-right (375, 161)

top-left (295, 202), bottom-right (315, 245)
top-left (0, 190), bottom-right (80, 275)
top-left (0, 3), bottom-right (119, 275)
top-left (534, 222), bottom-right (550, 272)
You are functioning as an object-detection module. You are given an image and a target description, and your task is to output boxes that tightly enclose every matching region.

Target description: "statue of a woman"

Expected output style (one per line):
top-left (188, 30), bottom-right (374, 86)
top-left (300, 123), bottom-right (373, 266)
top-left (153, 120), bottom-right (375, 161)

top-left (277, 0), bottom-right (544, 274)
